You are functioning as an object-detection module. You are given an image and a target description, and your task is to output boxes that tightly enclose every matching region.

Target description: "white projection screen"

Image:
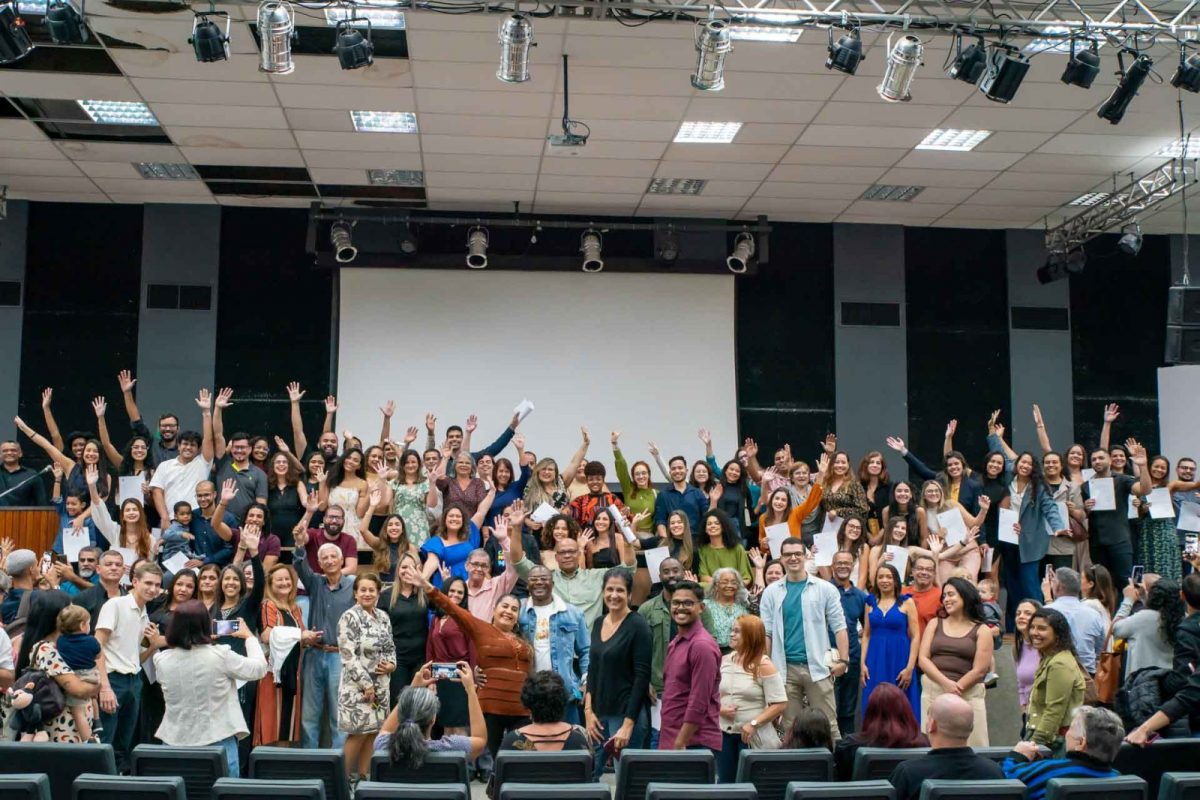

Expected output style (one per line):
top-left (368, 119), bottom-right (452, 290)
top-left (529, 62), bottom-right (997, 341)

top-left (1158, 365), bottom-right (1200, 467)
top-left (337, 269), bottom-right (740, 476)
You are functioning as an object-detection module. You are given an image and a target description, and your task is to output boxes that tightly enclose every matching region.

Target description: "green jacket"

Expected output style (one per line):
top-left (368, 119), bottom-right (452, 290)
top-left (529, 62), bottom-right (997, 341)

top-left (639, 592), bottom-right (673, 693)
top-left (1026, 649), bottom-right (1085, 745)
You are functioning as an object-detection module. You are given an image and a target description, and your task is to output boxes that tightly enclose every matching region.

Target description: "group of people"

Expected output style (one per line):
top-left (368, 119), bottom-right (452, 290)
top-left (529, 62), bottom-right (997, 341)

top-left (0, 376), bottom-right (1198, 797)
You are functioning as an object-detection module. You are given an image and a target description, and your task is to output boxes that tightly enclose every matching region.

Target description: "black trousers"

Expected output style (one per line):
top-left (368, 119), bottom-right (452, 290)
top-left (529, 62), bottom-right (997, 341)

top-left (834, 662), bottom-right (861, 736)
top-left (484, 713), bottom-right (531, 759)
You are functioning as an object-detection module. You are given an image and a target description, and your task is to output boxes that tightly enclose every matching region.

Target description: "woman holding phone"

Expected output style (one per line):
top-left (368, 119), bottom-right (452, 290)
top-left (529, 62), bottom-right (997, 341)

top-left (375, 661), bottom-right (487, 767)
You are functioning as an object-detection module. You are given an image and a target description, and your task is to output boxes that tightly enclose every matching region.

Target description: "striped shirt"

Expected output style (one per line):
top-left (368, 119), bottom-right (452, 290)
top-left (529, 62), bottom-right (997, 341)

top-left (1002, 752), bottom-right (1117, 800)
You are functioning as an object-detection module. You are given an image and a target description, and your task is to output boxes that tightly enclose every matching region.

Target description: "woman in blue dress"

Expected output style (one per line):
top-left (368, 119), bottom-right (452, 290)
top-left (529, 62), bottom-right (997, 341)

top-left (420, 470), bottom-right (495, 589)
top-left (860, 562), bottom-right (922, 723)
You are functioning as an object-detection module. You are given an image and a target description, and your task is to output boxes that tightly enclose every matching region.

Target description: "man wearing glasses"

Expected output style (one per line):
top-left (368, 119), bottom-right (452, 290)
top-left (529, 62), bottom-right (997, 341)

top-left (657, 580), bottom-right (722, 753)
top-left (906, 554), bottom-right (943, 635)
top-left (759, 537), bottom-right (849, 740)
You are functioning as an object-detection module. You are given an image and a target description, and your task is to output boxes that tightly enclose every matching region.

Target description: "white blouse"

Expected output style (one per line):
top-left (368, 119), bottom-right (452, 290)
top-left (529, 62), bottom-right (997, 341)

top-left (153, 636), bottom-right (269, 745)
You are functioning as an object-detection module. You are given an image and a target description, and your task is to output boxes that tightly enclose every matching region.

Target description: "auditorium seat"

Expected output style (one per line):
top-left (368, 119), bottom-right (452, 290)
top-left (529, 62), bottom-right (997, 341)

top-left (851, 748), bottom-right (931, 781)
top-left (1158, 773), bottom-right (1200, 800)
top-left (354, 784), bottom-right (470, 800)
top-left (646, 783), bottom-right (759, 800)
top-left (736, 749), bottom-right (834, 800)
top-left (369, 751), bottom-right (470, 797)
top-left (72, 774), bottom-right (186, 800)
top-left (616, 749), bottom-right (715, 800)
top-left (131, 744), bottom-right (228, 800)
top-left (972, 748), bottom-right (1014, 767)
top-left (492, 750), bottom-right (592, 798)
top-left (210, 777), bottom-right (327, 799)
top-left (0, 774), bottom-right (50, 800)
top-left (1115, 740), bottom-right (1200, 798)
top-left (0, 743), bottom-right (116, 799)
top-left (249, 746), bottom-right (349, 800)
top-left (1047, 775), bottom-right (1148, 800)
top-left (917, 779), bottom-right (1026, 800)
top-left (786, 780), bottom-right (897, 800)
top-left (500, 783), bottom-right (612, 800)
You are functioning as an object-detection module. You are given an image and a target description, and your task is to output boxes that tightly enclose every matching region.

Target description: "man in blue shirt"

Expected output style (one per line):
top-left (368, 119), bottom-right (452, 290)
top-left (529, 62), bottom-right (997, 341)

top-left (1003, 706), bottom-right (1122, 800)
top-left (830, 550), bottom-right (868, 734)
top-left (58, 546), bottom-right (102, 596)
top-left (654, 456), bottom-right (709, 540)
top-left (189, 480), bottom-right (235, 567)
top-left (1046, 567), bottom-right (1106, 674)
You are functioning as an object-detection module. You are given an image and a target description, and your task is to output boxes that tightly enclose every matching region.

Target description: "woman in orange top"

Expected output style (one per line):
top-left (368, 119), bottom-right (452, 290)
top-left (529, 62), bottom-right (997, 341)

top-left (400, 561), bottom-right (531, 760)
top-left (757, 452), bottom-right (828, 552)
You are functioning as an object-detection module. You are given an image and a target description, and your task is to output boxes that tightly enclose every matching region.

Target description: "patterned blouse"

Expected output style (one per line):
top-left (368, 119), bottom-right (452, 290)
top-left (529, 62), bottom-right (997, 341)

top-left (390, 479), bottom-right (432, 548)
top-left (821, 478), bottom-right (870, 519)
top-left (336, 605), bottom-right (396, 735)
top-left (704, 600), bottom-right (750, 649)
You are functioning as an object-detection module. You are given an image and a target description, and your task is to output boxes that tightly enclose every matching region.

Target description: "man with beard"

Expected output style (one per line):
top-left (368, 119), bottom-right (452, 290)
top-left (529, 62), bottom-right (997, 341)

top-left (518, 564), bottom-right (589, 723)
top-left (424, 412), bottom-right (520, 463)
top-left (188, 480), bottom-right (236, 568)
top-left (292, 495), bottom-right (358, 576)
top-left (288, 382), bottom-right (341, 463)
top-left (831, 550), bottom-right (868, 734)
top-left (149, 389), bottom-right (216, 523)
top-left (640, 556), bottom-right (683, 748)
top-left (0, 439), bottom-right (47, 507)
top-left (118, 370), bottom-right (181, 464)
top-left (58, 545), bottom-right (102, 596)
top-left (658, 579), bottom-right (721, 752)
top-left (75, 549), bottom-right (128, 629)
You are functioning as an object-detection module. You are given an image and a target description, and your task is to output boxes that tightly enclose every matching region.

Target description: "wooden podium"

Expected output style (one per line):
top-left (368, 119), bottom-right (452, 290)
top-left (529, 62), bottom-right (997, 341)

top-left (0, 506), bottom-right (58, 554)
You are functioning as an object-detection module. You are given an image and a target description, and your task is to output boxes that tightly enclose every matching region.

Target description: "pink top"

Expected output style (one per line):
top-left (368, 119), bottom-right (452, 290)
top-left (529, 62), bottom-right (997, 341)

top-left (1015, 641), bottom-right (1040, 707)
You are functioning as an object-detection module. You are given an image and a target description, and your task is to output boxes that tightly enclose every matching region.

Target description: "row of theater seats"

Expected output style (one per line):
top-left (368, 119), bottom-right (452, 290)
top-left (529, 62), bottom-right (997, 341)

top-left (0, 741), bottom-right (1198, 800)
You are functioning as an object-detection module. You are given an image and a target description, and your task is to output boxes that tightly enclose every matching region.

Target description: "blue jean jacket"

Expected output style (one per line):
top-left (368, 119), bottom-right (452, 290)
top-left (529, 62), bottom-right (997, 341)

top-left (518, 596), bottom-right (590, 701)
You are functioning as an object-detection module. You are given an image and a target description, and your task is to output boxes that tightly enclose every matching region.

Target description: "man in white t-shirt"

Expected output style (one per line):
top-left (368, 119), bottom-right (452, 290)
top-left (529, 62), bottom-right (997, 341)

top-left (150, 388), bottom-right (216, 523)
top-left (96, 561), bottom-right (162, 772)
top-left (517, 565), bottom-right (589, 723)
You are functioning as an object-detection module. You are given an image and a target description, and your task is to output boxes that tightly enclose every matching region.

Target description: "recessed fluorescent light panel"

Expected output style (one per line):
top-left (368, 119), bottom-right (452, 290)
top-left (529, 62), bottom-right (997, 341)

top-left (915, 128), bottom-right (992, 151)
top-left (1156, 139), bottom-right (1200, 158)
top-left (647, 178), bottom-right (707, 195)
top-left (325, 2), bottom-right (405, 29)
top-left (861, 184), bottom-right (924, 201)
top-left (730, 25), bottom-right (801, 42)
top-left (1069, 191), bottom-right (1111, 206)
top-left (77, 100), bottom-right (159, 126)
top-left (368, 169), bottom-right (424, 186)
top-left (136, 162), bottom-right (200, 180)
top-left (351, 110), bottom-right (418, 133)
top-left (674, 121), bottom-right (742, 143)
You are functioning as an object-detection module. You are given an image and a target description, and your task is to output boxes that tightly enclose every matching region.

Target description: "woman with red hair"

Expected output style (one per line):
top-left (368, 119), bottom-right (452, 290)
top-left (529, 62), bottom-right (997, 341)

top-left (717, 615), bottom-right (787, 783)
top-left (833, 683), bottom-right (928, 780)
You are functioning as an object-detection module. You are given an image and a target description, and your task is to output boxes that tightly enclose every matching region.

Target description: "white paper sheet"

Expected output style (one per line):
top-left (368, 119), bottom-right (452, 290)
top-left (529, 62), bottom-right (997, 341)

top-left (936, 510), bottom-right (969, 546)
top-left (513, 398), bottom-right (535, 423)
top-left (1178, 502), bottom-right (1200, 532)
top-left (62, 528), bottom-right (89, 562)
top-left (1051, 501), bottom-right (1070, 535)
top-left (812, 531), bottom-right (838, 567)
top-left (162, 551), bottom-right (191, 575)
top-left (981, 547), bottom-right (994, 573)
top-left (142, 653), bottom-right (157, 685)
top-left (765, 523), bottom-right (791, 559)
top-left (1148, 487), bottom-right (1175, 520)
top-left (885, 545), bottom-right (909, 577)
top-left (821, 514), bottom-right (842, 535)
top-left (115, 547), bottom-right (136, 574)
top-left (529, 502), bottom-right (558, 524)
top-left (1082, 468), bottom-right (1096, 482)
top-left (650, 701), bottom-right (662, 731)
top-left (998, 507), bottom-right (1020, 545)
top-left (150, 527), bottom-right (162, 542)
top-left (1089, 477), bottom-right (1116, 511)
top-left (643, 546), bottom-right (671, 584)
top-left (1127, 495), bottom-right (1139, 520)
top-left (608, 504), bottom-right (637, 544)
top-left (118, 476), bottom-right (143, 505)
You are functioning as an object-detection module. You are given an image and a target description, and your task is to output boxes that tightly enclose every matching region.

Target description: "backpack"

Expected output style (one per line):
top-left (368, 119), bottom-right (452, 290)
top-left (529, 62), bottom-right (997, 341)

top-left (5, 669), bottom-right (66, 734)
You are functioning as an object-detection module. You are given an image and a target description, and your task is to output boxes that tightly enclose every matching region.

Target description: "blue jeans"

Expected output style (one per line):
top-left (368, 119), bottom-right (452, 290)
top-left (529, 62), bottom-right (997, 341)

top-left (999, 544), bottom-right (1040, 631)
top-left (301, 649), bottom-right (346, 749)
top-left (592, 708), bottom-right (649, 780)
top-left (213, 735), bottom-right (239, 777)
top-left (99, 672), bottom-right (142, 772)
top-left (717, 732), bottom-right (745, 783)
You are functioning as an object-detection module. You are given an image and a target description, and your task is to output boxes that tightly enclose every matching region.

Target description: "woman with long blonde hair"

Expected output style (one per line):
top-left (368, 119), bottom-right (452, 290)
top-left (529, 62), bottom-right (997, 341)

top-left (254, 563), bottom-right (321, 746)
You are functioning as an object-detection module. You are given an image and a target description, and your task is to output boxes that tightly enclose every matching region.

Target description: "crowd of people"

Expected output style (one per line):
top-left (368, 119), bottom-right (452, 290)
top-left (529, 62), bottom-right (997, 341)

top-left (0, 376), bottom-right (1199, 795)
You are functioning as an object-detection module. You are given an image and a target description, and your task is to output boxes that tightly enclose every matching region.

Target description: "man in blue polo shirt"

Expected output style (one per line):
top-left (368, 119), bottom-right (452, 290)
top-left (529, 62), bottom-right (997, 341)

top-left (654, 456), bottom-right (708, 540)
top-left (831, 550), bottom-right (867, 734)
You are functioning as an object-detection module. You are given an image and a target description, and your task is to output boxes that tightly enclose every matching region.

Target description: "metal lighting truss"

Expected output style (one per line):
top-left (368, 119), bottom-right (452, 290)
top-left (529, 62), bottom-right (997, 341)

top-left (1045, 159), bottom-right (1198, 253)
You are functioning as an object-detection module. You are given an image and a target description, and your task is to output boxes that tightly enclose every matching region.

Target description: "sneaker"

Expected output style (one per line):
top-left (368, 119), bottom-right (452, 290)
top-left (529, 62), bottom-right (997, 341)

top-left (984, 671), bottom-right (999, 689)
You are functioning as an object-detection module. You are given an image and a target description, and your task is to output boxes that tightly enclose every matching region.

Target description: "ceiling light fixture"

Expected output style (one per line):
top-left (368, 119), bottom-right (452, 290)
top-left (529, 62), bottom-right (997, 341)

top-left (496, 12), bottom-right (533, 83)
top-left (826, 26), bottom-right (863, 74)
top-left (333, 16), bottom-right (373, 69)
top-left (915, 128), bottom-right (991, 151)
top-left (861, 184), bottom-right (924, 201)
top-left (367, 169), bottom-right (423, 186)
top-left (1172, 51), bottom-right (1200, 93)
top-left (44, 0), bottom-right (86, 43)
top-left (727, 231), bottom-right (754, 273)
top-left (978, 43), bottom-right (1030, 103)
top-left (1060, 39), bottom-right (1100, 88)
top-left (1037, 247), bottom-right (1086, 284)
top-left (190, 10), bottom-right (230, 62)
top-left (325, 1), bottom-right (403, 29)
top-left (580, 229), bottom-right (603, 272)
top-left (877, 33), bottom-right (923, 102)
top-left (77, 99), bottom-right (158, 125)
top-left (350, 110), bottom-right (417, 133)
top-left (730, 24), bottom-right (799, 42)
top-left (647, 178), bottom-right (707, 195)
top-left (1118, 221), bottom-right (1142, 255)
top-left (1069, 191), bottom-right (1110, 206)
top-left (466, 226), bottom-right (488, 269)
top-left (692, 18), bottom-right (733, 91)
top-left (1156, 139), bottom-right (1200, 158)
top-left (136, 162), bottom-right (200, 180)
top-left (257, 0), bottom-right (295, 74)
top-left (0, 3), bottom-right (34, 64)
top-left (1098, 51), bottom-right (1152, 124)
top-left (947, 34), bottom-right (986, 83)
top-left (655, 226), bottom-right (680, 262)
top-left (331, 220), bottom-right (357, 263)
top-left (674, 121), bottom-right (742, 143)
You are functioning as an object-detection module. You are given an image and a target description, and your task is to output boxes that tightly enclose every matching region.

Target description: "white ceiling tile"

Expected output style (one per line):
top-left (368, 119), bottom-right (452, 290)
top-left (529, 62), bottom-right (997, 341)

top-left (652, 161), bottom-right (774, 181)
top-left (719, 72), bottom-right (843, 101)
top-left (684, 97), bottom-right (823, 124)
top-left (410, 13), bottom-right (567, 37)
top-left (303, 150), bottom-right (424, 169)
top-left (542, 158), bottom-right (659, 178)
top-left (565, 119), bottom-right (680, 142)
top-left (638, 194), bottom-right (753, 209)
top-left (3, 176), bottom-right (99, 192)
top-left (812, 102), bottom-right (953, 129)
top-left (74, 161), bottom-right (142, 179)
top-left (164, 126), bottom-right (293, 149)
top-left (661, 143), bottom-right (788, 163)
top-left (57, 141), bottom-right (184, 162)
top-left (533, 191), bottom-right (640, 207)
top-left (961, 188), bottom-right (1073, 207)
top-left (308, 168), bottom-right (371, 185)
top-left (0, 119), bottom-right (48, 141)
top-left (179, 146), bottom-right (306, 166)
top-left (427, 172), bottom-right (538, 190)
top-left (1, 73), bottom-right (139, 102)
top-left (9, 191), bottom-right (109, 203)
top-left (565, 66), bottom-right (691, 97)
top-left (561, 33), bottom-right (694, 69)
top-left (1008, 152), bottom-right (1145, 174)
top-left (798, 125), bottom-right (928, 149)
top-left (1036, 133), bottom-right (1167, 157)
top-left (892, 150), bottom-right (1024, 171)
top-left (974, 131), bottom-right (1055, 152)
top-left (560, 94), bottom-right (689, 121)
top-left (110, 48), bottom-right (267, 81)
top-left (941, 106), bottom-right (1085, 133)
top-left (910, 186), bottom-right (977, 204)
top-left (962, 81), bottom-right (1102, 110)
top-left (686, 180), bottom-right (763, 195)
top-left (131, 78), bottom-right (279, 105)
top-left (276, 84), bottom-right (416, 110)
top-left (768, 164), bottom-right (887, 184)
top-left (928, 216), bottom-right (1022, 229)
top-left (754, 181), bottom-right (866, 200)
top-left (426, 188), bottom-right (535, 203)
top-left (633, 206), bottom-right (744, 218)
top-left (285, 109), bottom-right (355, 132)
top-left (421, 153), bottom-right (538, 174)
top-left (411, 60), bottom-right (556, 93)
top-left (269, 56), bottom-right (412, 87)
top-left (419, 113), bottom-right (548, 138)
top-left (536, 175), bottom-right (646, 194)
top-left (422, 135), bottom-right (544, 156)
top-left (986, 171), bottom-right (1105, 191)
top-left (0, 158), bottom-right (81, 177)
top-left (740, 197), bottom-right (852, 219)
top-left (294, 131), bottom-right (420, 152)
top-left (878, 167), bottom-right (999, 188)
top-left (733, 123), bottom-right (805, 145)
top-left (93, 178), bottom-right (213, 196)
top-left (151, 103), bottom-right (288, 129)
top-left (783, 145), bottom-right (908, 167)
top-left (416, 89), bottom-right (550, 118)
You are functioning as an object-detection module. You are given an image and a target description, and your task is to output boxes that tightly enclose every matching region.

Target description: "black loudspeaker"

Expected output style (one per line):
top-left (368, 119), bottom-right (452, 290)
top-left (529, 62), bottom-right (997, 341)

top-left (1166, 285), bottom-right (1200, 363)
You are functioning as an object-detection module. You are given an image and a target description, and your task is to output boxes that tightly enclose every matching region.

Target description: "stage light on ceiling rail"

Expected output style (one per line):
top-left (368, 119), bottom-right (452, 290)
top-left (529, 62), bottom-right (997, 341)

top-left (691, 19), bottom-right (733, 91)
top-left (466, 226), bottom-right (488, 269)
top-left (1171, 52), bottom-right (1200, 93)
top-left (331, 220), bottom-right (357, 263)
top-left (877, 33), bottom-right (923, 102)
top-left (1060, 39), bottom-right (1100, 88)
top-left (257, 0), bottom-right (296, 74)
top-left (0, 3), bottom-right (33, 64)
top-left (1098, 51), bottom-right (1152, 124)
top-left (727, 232), bottom-right (754, 273)
top-left (1118, 221), bottom-right (1143, 255)
top-left (947, 34), bottom-right (986, 83)
top-left (398, 223), bottom-right (418, 255)
top-left (655, 226), bottom-right (680, 263)
top-left (1037, 248), bottom-right (1086, 284)
top-left (496, 12), bottom-right (533, 83)
top-left (333, 17), bottom-right (373, 69)
top-left (190, 11), bottom-right (230, 62)
top-left (45, 0), bottom-right (86, 44)
top-left (580, 229), bottom-right (603, 273)
top-left (978, 43), bottom-right (1030, 103)
top-left (826, 27), bottom-right (863, 75)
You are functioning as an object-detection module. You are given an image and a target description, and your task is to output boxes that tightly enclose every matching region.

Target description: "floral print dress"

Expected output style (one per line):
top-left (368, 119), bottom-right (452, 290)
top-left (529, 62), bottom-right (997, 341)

top-left (337, 604), bottom-right (396, 735)
top-left (390, 479), bottom-right (431, 548)
top-left (32, 640), bottom-right (91, 742)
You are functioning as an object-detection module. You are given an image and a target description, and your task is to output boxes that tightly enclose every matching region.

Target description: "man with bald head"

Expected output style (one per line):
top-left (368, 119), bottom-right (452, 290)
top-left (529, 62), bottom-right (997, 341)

top-left (889, 694), bottom-right (1004, 800)
top-left (511, 520), bottom-right (634, 627)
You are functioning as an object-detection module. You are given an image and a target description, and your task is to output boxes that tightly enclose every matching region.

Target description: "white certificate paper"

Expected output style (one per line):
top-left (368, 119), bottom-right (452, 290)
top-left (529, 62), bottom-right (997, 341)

top-left (1088, 477), bottom-right (1116, 511)
top-left (1178, 502), bottom-right (1200, 532)
top-left (1148, 487), bottom-right (1175, 520)
top-left (529, 502), bottom-right (558, 524)
top-left (936, 510), bottom-right (969, 546)
top-left (62, 528), bottom-right (88, 562)
top-left (886, 545), bottom-right (909, 577)
top-left (118, 475), bottom-right (143, 504)
top-left (821, 514), bottom-right (842, 535)
top-left (765, 523), bottom-right (791, 559)
top-left (643, 546), bottom-right (671, 584)
top-left (513, 398), bottom-right (535, 423)
top-left (998, 508), bottom-right (1020, 545)
top-left (812, 531), bottom-right (838, 567)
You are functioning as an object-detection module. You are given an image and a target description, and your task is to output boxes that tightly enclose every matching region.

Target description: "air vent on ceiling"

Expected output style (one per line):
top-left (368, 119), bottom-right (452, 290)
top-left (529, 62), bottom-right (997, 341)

top-left (861, 184), bottom-right (924, 202)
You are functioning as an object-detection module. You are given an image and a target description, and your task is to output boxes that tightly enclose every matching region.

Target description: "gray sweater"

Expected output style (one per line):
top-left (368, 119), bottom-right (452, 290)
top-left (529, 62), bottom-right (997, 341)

top-left (1112, 600), bottom-right (1174, 674)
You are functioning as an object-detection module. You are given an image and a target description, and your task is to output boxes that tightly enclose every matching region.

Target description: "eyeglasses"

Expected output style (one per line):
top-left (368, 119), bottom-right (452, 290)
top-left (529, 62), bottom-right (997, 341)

top-left (670, 600), bottom-right (698, 609)
top-left (781, 552), bottom-right (806, 560)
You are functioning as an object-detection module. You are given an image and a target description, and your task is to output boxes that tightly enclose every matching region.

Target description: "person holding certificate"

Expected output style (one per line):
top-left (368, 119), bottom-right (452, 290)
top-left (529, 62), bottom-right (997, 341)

top-left (1081, 449), bottom-right (1150, 586)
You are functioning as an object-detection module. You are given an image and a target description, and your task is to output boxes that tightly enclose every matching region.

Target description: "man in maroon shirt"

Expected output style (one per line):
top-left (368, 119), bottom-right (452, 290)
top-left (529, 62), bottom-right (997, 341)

top-left (658, 579), bottom-right (722, 753)
top-left (291, 495), bottom-right (358, 576)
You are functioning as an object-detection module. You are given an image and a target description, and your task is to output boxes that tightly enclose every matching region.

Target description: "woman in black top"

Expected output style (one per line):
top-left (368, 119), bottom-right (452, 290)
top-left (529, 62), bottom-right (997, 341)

top-left (382, 551), bottom-right (429, 701)
top-left (712, 459), bottom-right (752, 549)
top-left (213, 530), bottom-right (266, 775)
top-left (266, 451), bottom-right (307, 552)
top-left (500, 672), bottom-right (592, 765)
top-left (584, 568), bottom-right (651, 779)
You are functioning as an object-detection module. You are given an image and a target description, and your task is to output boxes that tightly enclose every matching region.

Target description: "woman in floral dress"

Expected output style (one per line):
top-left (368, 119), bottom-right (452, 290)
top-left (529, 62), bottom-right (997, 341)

top-left (338, 573), bottom-right (396, 782)
top-left (390, 449), bottom-right (434, 549)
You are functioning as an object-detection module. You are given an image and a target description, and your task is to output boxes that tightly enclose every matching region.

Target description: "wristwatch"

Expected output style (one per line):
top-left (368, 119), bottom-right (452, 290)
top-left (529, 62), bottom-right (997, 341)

top-left (749, 719), bottom-right (759, 728)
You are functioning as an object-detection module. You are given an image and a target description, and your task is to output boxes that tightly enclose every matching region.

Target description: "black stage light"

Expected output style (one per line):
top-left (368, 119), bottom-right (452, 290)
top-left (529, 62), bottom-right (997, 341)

top-left (1171, 52), bottom-right (1200, 93)
top-left (979, 44), bottom-right (1030, 103)
top-left (45, 0), bottom-right (86, 44)
top-left (0, 3), bottom-right (34, 64)
top-left (1098, 52), bottom-right (1151, 124)
top-left (947, 34), bottom-right (986, 84)
top-left (189, 12), bottom-right (229, 62)
top-left (333, 18), bottom-right (372, 70)
top-left (826, 27), bottom-right (863, 75)
top-left (1060, 40), bottom-right (1100, 88)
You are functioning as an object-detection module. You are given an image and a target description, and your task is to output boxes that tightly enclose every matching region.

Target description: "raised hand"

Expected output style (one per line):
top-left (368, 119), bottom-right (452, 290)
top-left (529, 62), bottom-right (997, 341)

top-left (1104, 403), bottom-right (1121, 424)
top-left (117, 370), bottom-right (136, 394)
top-left (815, 452), bottom-right (831, 478)
top-left (325, 395), bottom-right (338, 414)
top-left (92, 396), bottom-right (107, 418)
top-left (821, 433), bottom-right (837, 454)
top-left (425, 412), bottom-right (436, 432)
top-left (220, 478), bottom-right (238, 505)
top-left (287, 382), bottom-right (305, 403)
top-left (988, 409), bottom-right (1001, 434)
top-left (885, 436), bottom-right (906, 454)
top-left (742, 438), bottom-right (758, 459)
top-left (508, 499), bottom-right (526, 529)
top-left (580, 426), bottom-right (590, 446)
top-left (215, 387), bottom-right (234, 409)
top-left (1032, 405), bottom-right (1044, 427)
top-left (708, 484), bottom-right (724, 503)
top-left (50, 463), bottom-right (62, 481)
top-left (683, 570), bottom-right (698, 583)
top-left (466, 414), bottom-right (478, 434)
top-left (403, 426), bottom-right (419, 446)
top-left (293, 526), bottom-right (309, 549)
top-left (611, 430), bottom-right (620, 446)
top-left (369, 484), bottom-right (383, 508)
top-left (241, 526), bottom-right (261, 556)
top-left (995, 423), bottom-right (1006, 440)
top-left (312, 467), bottom-right (328, 485)
top-left (748, 547), bottom-right (765, 569)
top-left (274, 435), bottom-right (290, 454)
top-left (928, 534), bottom-right (943, 554)
top-left (513, 432), bottom-right (525, 451)
top-left (945, 419), bottom-right (958, 438)
top-left (196, 388), bottom-right (212, 411)
top-left (698, 428), bottom-right (712, 445)
top-left (577, 527), bottom-right (595, 552)
top-left (381, 400), bottom-right (395, 418)
top-left (41, 388), bottom-right (52, 409)
top-left (85, 464), bottom-right (99, 486)
top-left (978, 495), bottom-right (991, 512)
top-left (305, 491), bottom-right (321, 513)
top-left (647, 440), bottom-right (659, 457)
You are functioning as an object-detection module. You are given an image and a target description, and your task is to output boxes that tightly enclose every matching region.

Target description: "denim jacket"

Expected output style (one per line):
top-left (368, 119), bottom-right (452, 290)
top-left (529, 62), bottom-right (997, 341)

top-left (518, 595), bottom-right (590, 701)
